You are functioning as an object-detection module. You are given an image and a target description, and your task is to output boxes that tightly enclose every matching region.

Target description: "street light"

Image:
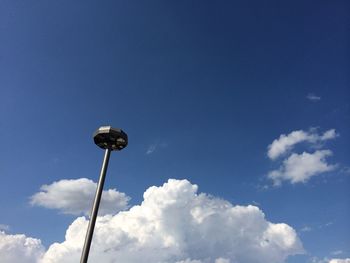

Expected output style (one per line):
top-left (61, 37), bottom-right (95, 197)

top-left (80, 126), bottom-right (128, 263)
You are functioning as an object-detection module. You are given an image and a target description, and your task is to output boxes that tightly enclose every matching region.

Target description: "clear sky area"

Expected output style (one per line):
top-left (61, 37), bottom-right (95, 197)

top-left (0, 1), bottom-right (349, 263)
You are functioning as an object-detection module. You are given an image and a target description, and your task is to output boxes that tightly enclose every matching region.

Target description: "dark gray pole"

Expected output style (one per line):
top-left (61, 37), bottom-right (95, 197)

top-left (80, 148), bottom-right (111, 263)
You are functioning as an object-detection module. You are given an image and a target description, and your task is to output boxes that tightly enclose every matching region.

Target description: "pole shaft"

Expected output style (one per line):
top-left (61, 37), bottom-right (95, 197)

top-left (80, 148), bottom-right (111, 263)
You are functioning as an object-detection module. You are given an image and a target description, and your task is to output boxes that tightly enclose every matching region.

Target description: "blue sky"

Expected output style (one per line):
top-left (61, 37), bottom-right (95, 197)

top-left (0, 1), bottom-right (349, 262)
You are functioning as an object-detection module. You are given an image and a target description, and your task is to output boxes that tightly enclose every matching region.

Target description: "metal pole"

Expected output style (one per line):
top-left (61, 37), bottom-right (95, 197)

top-left (80, 148), bottom-right (111, 263)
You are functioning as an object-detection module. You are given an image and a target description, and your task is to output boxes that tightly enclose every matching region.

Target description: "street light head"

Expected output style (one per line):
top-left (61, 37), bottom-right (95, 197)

top-left (93, 126), bottom-right (128, 151)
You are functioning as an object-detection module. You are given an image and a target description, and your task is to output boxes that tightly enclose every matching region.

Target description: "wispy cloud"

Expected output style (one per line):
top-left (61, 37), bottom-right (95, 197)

top-left (0, 224), bottom-right (9, 231)
top-left (146, 142), bottom-right (168, 155)
top-left (331, 251), bottom-right (344, 256)
top-left (300, 226), bottom-right (312, 232)
top-left (340, 166), bottom-right (350, 175)
top-left (319, 221), bottom-right (334, 228)
top-left (329, 258), bottom-right (350, 263)
top-left (307, 93), bottom-right (321, 101)
top-left (146, 144), bottom-right (157, 155)
top-left (299, 221), bottom-right (336, 236)
top-left (310, 257), bottom-right (350, 263)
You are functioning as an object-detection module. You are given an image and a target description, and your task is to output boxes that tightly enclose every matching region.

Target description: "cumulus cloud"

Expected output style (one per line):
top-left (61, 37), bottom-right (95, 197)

top-left (268, 150), bottom-right (336, 185)
top-left (267, 129), bottom-right (337, 160)
top-left (30, 178), bottom-right (130, 216)
top-left (40, 179), bottom-right (303, 263)
top-left (266, 128), bottom-right (338, 185)
top-left (329, 259), bottom-right (350, 263)
top-left (0, 231), bottom-right (44, 263)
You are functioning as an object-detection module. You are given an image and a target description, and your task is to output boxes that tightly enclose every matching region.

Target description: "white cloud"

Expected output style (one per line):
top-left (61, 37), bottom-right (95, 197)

top-left (146, 142), bottom-right (168, 155)
top-left (40, 179), bottom-right (303, 263)
top-left (215, 259), bottom-right (230, 263)
top-left (300, 226), bottom-right (312, 232)
top-left (340, 166), bottom-right (350, 174)
top-left (267, 129), bottom-right (337, 160)
top-left (329, 259), bottom-right (350, 263)
top-left (321, 129), bottom-right (337, 140)
top-left (268, 150), bottom-right (336, 185)
top-left (310, 257), bottom-right (328, 263)
top-left (266, 128), bottom-right (338, 185)
top-left (307, 93), bottom-right (321, 101)
top-left (319, 221), bottom-right (334, 229)
top-left (0, 231), bottom-right (44, 263)
top-left (30, 178), bottom-right (130, 216)
top-left (331, 251), bottom-right (344, 256)
top-left (310, 257), bottom-right (350, 263)
top-left (0, 224), bottom-right (9, 231)
top-left (146, 144), bottom-right (157, 154)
